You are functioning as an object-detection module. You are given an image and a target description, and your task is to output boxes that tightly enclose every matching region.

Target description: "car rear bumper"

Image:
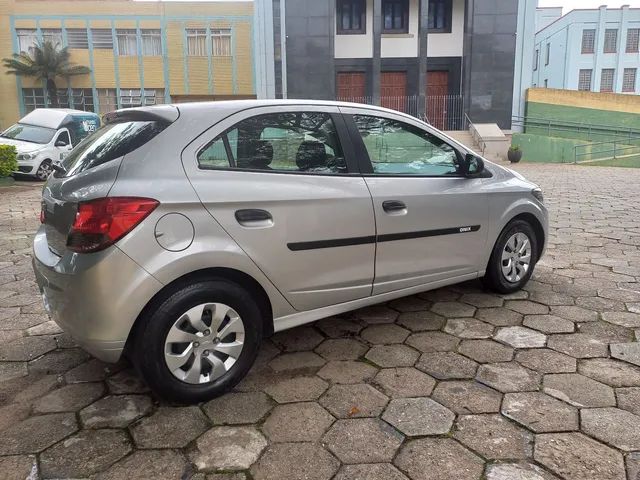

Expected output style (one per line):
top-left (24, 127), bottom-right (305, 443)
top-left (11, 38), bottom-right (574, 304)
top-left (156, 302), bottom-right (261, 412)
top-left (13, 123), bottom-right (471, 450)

top-left (32, 225), bottom-right (164, 363)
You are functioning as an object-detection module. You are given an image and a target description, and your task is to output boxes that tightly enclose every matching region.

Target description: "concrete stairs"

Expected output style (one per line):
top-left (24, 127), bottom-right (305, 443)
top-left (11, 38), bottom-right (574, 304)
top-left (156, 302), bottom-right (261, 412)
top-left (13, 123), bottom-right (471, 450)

top-left (444, 130), bottom-right (480, 152)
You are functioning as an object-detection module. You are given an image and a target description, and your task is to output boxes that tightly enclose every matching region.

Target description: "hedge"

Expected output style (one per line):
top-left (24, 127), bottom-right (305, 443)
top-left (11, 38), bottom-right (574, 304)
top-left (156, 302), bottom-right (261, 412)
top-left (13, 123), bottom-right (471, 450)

top-left (0, 145), bottom-right (17, 177)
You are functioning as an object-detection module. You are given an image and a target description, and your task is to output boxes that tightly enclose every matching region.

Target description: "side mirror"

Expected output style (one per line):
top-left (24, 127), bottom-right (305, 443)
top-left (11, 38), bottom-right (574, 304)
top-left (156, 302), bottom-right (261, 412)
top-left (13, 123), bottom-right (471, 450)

top-left (462, 153), bottom-right (485, 177)
top-left (55, 140), bottom-right (68, 147)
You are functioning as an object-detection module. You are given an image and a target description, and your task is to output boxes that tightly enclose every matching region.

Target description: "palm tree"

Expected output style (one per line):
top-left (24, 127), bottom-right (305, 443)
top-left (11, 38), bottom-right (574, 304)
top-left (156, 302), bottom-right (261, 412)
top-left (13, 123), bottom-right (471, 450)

top-left (2, 40), bottom-right (91, 107)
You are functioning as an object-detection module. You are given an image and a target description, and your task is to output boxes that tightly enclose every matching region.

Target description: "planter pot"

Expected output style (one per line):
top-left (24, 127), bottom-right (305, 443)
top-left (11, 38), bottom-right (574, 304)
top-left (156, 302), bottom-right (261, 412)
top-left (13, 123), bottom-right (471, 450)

top-left (508, 149), bottom-right (523, 163)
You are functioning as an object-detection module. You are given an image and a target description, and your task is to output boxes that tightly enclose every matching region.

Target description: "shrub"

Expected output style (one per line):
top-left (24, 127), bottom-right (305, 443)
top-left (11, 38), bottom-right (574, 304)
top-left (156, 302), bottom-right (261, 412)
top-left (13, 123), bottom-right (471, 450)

top-left (509, 144), bottom-right (522, 152)
top-left (0, 145), bottom-right (18, 177)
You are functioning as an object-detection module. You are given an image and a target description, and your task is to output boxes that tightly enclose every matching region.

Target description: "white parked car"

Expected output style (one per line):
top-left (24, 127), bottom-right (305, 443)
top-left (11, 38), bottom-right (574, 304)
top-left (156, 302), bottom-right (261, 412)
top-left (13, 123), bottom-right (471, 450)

top-left (0, 108), bottom-right (100, 180)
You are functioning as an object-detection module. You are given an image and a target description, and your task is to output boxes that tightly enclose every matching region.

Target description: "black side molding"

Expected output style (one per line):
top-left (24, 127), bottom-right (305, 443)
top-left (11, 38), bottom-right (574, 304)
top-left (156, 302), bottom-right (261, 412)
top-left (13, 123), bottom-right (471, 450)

top-left (287, 225), bottom-right (481, 251)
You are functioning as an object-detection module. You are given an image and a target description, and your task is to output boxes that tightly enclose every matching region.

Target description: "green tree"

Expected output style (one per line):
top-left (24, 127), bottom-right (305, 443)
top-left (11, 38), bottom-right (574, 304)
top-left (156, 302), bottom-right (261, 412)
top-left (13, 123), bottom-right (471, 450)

top-left (2, 40), bottom-right (91, 108)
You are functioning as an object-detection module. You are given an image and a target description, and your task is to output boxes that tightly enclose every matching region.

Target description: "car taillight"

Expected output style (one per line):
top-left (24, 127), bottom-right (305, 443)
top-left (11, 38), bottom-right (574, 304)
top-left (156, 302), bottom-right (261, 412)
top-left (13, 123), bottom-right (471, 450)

top-left (66, 197), bottom-right (159, 253)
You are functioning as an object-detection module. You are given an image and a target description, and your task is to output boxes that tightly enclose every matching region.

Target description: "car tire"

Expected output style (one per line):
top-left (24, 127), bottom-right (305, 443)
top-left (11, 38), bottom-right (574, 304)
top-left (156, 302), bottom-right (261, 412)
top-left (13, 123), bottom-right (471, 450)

top-left (35, 159), bottom-right (53, 181)
top-left (132, 279), bottom-right (263, 404)
top-left (483, 219), bottom-right (538, 294)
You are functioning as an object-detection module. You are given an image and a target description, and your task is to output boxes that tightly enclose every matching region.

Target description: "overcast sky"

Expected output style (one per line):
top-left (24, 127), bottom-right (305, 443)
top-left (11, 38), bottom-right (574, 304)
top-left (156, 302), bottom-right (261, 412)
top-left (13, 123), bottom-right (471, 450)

top-left (538, 0), bottom-right (640, 10)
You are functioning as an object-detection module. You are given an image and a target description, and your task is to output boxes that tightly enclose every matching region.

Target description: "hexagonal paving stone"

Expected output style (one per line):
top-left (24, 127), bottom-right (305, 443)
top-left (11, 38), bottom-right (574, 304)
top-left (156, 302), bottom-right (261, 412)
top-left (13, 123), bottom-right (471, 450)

top-left (28, 348), bottom-right (90, 374)
top-left (360, 324), bottom-right (410, 344)
top-left (534, 433), bottom-right (625, 480)
top-left (95, 449), bottom-right (188, 480)
top-left (373, 367), bottom-right (436, 398)
top-left (495, 326), bottom-right (547, 348)
top-left (601, 311), bottom-right (640, 328)
top-left (317, 361), bottom-right (377, 384)
top-left (431, 301), bottom-right (476, 318)
top-left (80, 394), bottom-right (153, 428)
top-left (476, 362), bottom-right (541, 392)
top-left (578, 357), bottom-right (640, 387)
top-left (460, 293), bottom-right (504, 308)
top-left (543, 373), bottom-right (615, 407)
top-left (611, 342), bottom-right (640, 367)
top-left (581, 407), bottom-right (640, 452)
top-left (405, 332), bottom-right (460, 352)
top-left (263, 375), bottom-right (328, 403)
top-left (416, 351), bottom-right (478, 380)
top-left (485, 462), bottom-right (560, 480)
top-left (315, 317), bottom-right (363, 338)
top-left (33, 382), bottom-right (105, 413)
top-left (365, 344), bottom-right (419, 367)
top-left (271, 326), bottom-right (324, 352)
top-left (458, 339), bottom-right (514, 363)
top-left (320, 383), bottom-right (389, 418)
top-left (354, 305), bottom-right (399, 323)
top-left (627, 452), bottom-right (640, 480)
top-left (505, 300), bottom-right (549, 315)
top-left (106, 368), bottom-right (150, 394)
top-left (443, 318), bottom-right (494, 339)
top-left (578, 321), bottom-right (634, 343)
top-left (268, 352), bottom-right (326, 372)
top-left (65, 358), bottom-right (125, 383)
top-left (547, 333), bottom-right (608, 358)
top-left (189, 426), bottom-right (267, 471)
top-left (523, 315), bottom-right (575, 333)
top-left (394, 437), bottom-right (484, 480)
top-left (549, 305), bottom-right (598, 323)
top-left (0, 335), bottom-right (56, 361)
top-left (334, 463), bottom-right (409, 480)
top-left (0, 413), bottom-right (77, 454)
top-left (502, 392), bottom-right (579, 432)
top-left (515, 349), bottom-right (577, 374)
top-left (0, 455), bottom-right (38, 480)
top-left (617, 387), bottom-right (640, 416)
top-left (262, 402), bottom-right (334, 442)
top-left (382, 397), bottom-right (454, 437)
top-left (315, 338), bottom-right (368, 360)
top-left (397, 311), bottom-right (445, 332)
top-left (476, 307), bottom-right (523, 326)
top-left (40, 429), bottom-right (131, 479)
top-left (130, 406), bottom-right (210, 448)
top-left (454, 414), bottom-right (533, 460)
top-left (432, 380), bottom-right (503, 414)
top-left (323, 418), bottom-right (404, 464)
top-left (389, 296), bottom-right (432, 312)
top-left (251, 443), bottom-right (339, 480)
top-left (203, 392), bottom-right (272, 425)
top-left (0, 361), bottom-right (27, 382)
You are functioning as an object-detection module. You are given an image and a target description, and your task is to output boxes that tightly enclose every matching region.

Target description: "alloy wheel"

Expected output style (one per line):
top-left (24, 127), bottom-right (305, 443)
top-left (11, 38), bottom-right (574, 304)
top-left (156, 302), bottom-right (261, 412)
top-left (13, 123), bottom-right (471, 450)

top-left (501, 232), bottom-right (532, 283)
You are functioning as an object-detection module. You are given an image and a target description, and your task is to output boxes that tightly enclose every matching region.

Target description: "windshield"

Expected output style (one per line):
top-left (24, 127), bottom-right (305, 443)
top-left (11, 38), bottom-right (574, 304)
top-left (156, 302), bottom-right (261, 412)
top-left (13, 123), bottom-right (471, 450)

top-left (1, 123), bottom-right (57, 144)
top-left (62, 120), bottom-right (168, 176)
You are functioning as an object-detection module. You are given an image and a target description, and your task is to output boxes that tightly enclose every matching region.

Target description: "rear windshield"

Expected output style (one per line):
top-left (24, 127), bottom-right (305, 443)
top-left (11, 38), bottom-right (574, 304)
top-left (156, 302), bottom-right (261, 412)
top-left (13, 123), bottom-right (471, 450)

top-left (1, 123), bottom-right (56, 144)
top-left (62, 120), bottom-right (168, 176)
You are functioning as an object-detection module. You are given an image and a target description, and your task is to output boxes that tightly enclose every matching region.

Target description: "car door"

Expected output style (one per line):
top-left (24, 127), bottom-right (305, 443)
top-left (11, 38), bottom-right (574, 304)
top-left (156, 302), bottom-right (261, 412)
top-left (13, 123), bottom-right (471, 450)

top-left (181, 105), bottom-right (376, 311)
top-left (53, 129), bottom-right (73, 161)
top-left (340, 107), bottom-right (489, 295)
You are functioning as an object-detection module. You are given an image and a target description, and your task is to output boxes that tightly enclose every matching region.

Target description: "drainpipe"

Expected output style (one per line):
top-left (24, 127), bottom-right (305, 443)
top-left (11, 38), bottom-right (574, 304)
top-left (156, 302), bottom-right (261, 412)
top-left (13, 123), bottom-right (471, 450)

top-left (418, 0), bottom-right (429, 118)
top-left (280, 0), bottom-right (288, 99)
top-left (372, 0), bottom-right (382, 105)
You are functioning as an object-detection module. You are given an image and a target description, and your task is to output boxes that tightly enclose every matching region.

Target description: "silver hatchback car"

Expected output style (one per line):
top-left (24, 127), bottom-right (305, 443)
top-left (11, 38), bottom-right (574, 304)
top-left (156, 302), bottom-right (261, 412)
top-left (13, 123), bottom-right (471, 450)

top-left (33, 100), bottom-right (548, 403)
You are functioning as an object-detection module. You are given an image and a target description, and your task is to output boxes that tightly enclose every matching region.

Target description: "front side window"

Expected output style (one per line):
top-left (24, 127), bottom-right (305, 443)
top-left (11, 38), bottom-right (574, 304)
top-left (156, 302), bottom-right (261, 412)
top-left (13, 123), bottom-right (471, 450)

top-left (578, 69), bottom-right (592, 91)
top-left (604, 28), bottom-right (618, 53)
top-left (627, 28), bottom-right (640, 53)
top-left (353, 115), bottom-right (460, 176)
top-left (186, 29), bottom-right (207, 56)
top-left (56, 131), bottom-right (70, 146)
top-left (600, 68), bottom-right (615, 92)
top-left (17, 29), bottom-right (37, 53)
top-left (428, 0), bottom-right (452, 33)
top-left (582, 29), bottom-right (595, 54)
top-left (116, 29), bottom-right (138, 56)
top-left (198, 112), bottom-right (347, 174)
top-left (337, 0), bottom-right (366, 34)
top-left (382, 0), bottom-right (409, 33)
top-left (623, 68), bottom-right (637, 92)
top-left (141, 29), bottom-right (162, 56)
top-left (212, 29), bottom-right (231, 56)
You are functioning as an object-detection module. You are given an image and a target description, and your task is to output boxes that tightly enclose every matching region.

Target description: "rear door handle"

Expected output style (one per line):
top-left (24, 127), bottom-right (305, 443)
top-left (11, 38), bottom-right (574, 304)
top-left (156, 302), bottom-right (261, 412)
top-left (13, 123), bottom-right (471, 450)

top-left (235, 209), bottom-right (273, 227)
top-left (382, 200), bottom-right (407, 214)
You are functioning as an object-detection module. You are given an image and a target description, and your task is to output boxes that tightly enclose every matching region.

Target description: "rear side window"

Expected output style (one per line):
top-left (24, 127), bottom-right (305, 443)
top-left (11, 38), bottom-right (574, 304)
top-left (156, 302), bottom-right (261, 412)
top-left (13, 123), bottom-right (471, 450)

top-left (62, 121), bottom-right (167, 176)
top-left (197, 112), bottom-right (348, 174)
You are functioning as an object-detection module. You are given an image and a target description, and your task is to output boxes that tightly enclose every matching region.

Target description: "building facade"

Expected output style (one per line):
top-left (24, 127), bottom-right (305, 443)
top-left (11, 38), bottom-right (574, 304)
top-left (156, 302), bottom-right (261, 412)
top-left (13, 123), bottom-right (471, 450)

top-left (255, 0), bottom-right (534, 129)
top-left (533, 6), bottom-right (640, 94)
top-left (0, 0), bottom-right (256, 129)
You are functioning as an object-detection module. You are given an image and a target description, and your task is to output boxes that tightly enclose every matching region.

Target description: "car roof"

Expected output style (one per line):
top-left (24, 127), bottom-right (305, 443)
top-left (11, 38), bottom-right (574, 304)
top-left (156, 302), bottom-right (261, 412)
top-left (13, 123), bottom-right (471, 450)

top-left (20, 108), bottom-right (99, 129)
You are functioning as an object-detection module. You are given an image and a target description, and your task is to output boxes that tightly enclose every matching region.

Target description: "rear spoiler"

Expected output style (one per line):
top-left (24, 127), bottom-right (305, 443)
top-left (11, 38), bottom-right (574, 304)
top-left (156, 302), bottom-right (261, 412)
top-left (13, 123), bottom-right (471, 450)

top-left (103, 105), bottom-right (179, 125)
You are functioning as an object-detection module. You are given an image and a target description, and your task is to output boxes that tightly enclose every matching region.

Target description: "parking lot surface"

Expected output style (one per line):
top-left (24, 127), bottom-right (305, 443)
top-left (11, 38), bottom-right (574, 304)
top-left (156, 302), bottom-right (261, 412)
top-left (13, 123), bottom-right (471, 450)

top-left (0, 163), bottom-right (639, 480)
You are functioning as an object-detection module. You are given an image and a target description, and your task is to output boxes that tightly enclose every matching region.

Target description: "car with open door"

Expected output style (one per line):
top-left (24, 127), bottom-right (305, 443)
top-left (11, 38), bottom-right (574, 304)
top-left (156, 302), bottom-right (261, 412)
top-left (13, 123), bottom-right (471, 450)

top-left (32, 100), bottom-right (548, 403)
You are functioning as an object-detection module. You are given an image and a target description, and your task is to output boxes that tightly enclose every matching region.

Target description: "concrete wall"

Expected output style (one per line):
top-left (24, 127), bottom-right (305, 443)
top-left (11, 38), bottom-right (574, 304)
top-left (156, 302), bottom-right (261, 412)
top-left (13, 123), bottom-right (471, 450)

top-left (427, 0), bottom-right (465, 58)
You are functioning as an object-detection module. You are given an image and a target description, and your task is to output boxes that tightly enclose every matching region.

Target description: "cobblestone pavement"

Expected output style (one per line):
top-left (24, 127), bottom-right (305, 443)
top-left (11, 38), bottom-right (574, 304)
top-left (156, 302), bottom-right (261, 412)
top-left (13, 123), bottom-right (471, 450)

top-left (1, 164), bottom-right (640, 480)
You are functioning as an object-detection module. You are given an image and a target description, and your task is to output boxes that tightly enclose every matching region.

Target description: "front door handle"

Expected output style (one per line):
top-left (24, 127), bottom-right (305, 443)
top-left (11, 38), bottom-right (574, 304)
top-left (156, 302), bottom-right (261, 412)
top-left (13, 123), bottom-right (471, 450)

top-left (235, 209), bottom-right (273, 227)
top-left (382, 200), bottom-right (407, 214)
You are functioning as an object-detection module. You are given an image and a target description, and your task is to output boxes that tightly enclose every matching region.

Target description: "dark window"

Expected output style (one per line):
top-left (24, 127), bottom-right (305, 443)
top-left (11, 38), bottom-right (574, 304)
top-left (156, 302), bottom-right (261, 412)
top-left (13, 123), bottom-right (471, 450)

top-left (62, 121), bottom-right (169, 176)
top-left (623, 68), bottom-right (637, 92)
top-left (428, 0), bottom-right (452, 33)
top-left (353, 115), bottom-right (461, 176)
top-left (382, 0), bottom-right (409, 33)
top-left (578, 69), bottom-right (592, 91)
top-left (56, 131), bottom-right (70, 146)
top-left (337, 0), bottom-right (366, 34)
top-left (198, 112), bottom-right (347, 174)
top-left (545, 43), bottom-right (550, 65)
top-left (600, 68), bottom-right (615, 92)
top-left (604, 28), bottom-right (618, 53)
top-left (582, 29), bottom-right (595, 54)
top-left (626, 28), bottom-right (640, 53)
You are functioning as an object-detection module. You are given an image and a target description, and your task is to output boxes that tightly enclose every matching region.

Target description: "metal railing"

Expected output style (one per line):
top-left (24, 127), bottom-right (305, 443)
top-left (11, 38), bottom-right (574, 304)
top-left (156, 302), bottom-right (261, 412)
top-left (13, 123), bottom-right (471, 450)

top-left (574, 136), bottom-right (640, 163)
top-left (336, 94), bottom-right (465, 130)
top-left (513, 115), bottom-right (640, 142)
